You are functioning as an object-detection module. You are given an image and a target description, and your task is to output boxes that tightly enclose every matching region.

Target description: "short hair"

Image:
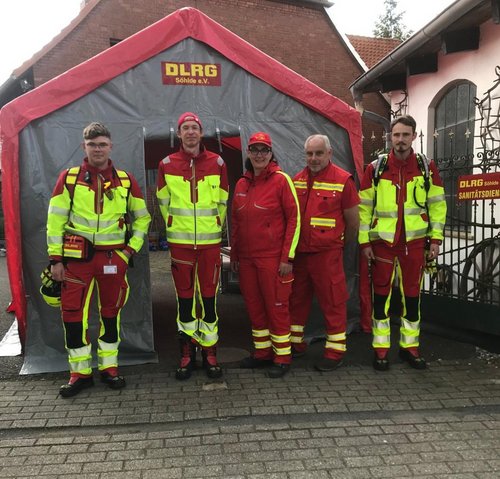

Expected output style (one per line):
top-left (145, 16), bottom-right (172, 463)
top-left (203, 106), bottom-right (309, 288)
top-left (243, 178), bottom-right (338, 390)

top-left (390, 115), bottom-right (417, 133)
top-left (304, 134), bottom-right (331, 151)
top-left (83, 122), bottom-right (111, 140)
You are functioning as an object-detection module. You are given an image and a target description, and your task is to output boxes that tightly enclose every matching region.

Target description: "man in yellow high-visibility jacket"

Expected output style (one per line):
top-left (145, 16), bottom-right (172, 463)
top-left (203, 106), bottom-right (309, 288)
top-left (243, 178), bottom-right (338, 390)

top-left (47, 122), bottom-right (151, 397)
top-left (359, 115), bottom-right (446, 371)
top-left (157, 112), bottom-right (229, 380)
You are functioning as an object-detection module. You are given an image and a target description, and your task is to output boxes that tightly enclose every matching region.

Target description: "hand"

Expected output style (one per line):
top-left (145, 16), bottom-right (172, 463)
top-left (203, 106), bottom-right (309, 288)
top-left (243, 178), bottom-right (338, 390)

top-left (230, 261), bottom-right (239, 273)
top-left (51, 262), bottom-right (65, 282)
top-left (426, 243), bottom-right (440, 261)
top-left (362, 246), bottom-right (375, 261)
top-left (122, 249), bottom-right (132, 260)
top-left (278, 262), bottom-right (293, 277)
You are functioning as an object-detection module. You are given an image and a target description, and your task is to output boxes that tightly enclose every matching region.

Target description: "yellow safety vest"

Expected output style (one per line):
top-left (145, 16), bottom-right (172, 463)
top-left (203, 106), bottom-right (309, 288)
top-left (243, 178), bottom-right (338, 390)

top-left (359, 158), bottom-right (446, 245)
top-left (157, 154), bottom-right (228, 247)
top-left (47, 166), bottom-right (151, 257)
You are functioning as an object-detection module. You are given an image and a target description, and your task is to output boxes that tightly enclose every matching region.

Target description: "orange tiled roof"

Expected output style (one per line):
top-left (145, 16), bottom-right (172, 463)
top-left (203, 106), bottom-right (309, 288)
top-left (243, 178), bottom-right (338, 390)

top-left (347, 35), bottom-right (402, 68)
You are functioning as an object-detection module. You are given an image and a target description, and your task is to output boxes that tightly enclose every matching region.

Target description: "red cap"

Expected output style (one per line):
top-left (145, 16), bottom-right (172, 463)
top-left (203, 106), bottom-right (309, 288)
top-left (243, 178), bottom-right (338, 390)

top-left (177, 112), bottom-right (202, 129)
top-left (248, 132), bottom-right (272, 148)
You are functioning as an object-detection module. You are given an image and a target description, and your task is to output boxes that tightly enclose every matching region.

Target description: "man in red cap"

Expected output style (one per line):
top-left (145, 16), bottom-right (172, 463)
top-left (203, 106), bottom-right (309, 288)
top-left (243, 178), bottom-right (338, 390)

top-left (157, 112), bottom-right (229, 380)
top-left (289, 134), bottom-right (359, 372)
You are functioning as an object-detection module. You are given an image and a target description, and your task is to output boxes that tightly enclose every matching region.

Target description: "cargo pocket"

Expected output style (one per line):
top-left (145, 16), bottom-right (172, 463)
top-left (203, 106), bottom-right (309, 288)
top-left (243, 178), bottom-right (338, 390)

top-left (372, 257), bottom-right (395, 289)
top-left (62, 276), bottom-right (86, 312)
top-left (212, 261), bottom-right (221, 286)
top-left (171, 257), bottom-right (194, 293)
top-left (276, 273), bottom-right (294, 303)
top-left (331, 278), bottom-right (349, 306)
top-left (115, 280), bottom-right (129, 309)
top-left (114, 186), bottom-right (129, 213)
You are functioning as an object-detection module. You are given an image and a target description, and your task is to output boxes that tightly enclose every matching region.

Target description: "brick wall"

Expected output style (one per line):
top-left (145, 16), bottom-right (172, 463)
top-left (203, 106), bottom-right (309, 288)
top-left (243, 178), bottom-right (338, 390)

top-left (33, 0), bottom-right (389, 163)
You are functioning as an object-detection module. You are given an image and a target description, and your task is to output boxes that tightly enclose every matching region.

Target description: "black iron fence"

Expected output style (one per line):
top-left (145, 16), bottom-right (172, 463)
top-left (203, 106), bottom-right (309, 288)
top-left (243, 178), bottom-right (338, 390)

top-left (424, 150), bottom-right (500, 307)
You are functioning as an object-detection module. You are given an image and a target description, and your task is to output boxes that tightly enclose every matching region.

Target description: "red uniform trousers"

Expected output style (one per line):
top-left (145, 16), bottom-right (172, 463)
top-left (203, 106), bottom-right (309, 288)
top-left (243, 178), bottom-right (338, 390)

top-left (359, 250), bottom-right (373, 333)
top-left (371, 241), bottom-right (426, 353)
top-left (238, 256), bottom-right (292, 364)
top-left (290, 249), bottom-right (348, 360)
top-left (169, 245), bottom-right (221, 347)
top-left (61, 250), bottom-right (129, 377)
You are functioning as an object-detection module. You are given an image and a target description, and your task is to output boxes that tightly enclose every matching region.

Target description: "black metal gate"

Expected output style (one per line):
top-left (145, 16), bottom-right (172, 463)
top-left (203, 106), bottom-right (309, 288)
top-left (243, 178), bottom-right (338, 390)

top-left (420, 68), bottom-right (500, 336)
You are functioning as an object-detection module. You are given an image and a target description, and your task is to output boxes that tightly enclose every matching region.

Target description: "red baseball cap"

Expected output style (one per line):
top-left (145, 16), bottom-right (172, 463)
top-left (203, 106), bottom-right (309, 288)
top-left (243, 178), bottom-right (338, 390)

top-left (177, 112), bottom-right (202, 129)
top-left (248, 132), bottom-right (272, 148)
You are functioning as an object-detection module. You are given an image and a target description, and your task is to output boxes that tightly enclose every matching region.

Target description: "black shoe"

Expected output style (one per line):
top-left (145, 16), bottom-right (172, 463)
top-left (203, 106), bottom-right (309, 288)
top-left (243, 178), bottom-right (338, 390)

top-left (399, 348), bottom-right (427, 370)
top-left (314, 357), bottom-right (344, 372)
top-left (205, 364), bottom-right (222, 379)
top-left (267, 363), bottom-right (290, 378)
top-left (202, 347), bottom-right (223, 379)
top-left (100, 372), bottom-right (126, 389)
top-left (373, 354), bottom-right (390, 371)
top-left (291, 345), bottom-right (306, 358)
top-left (175, 364), bottom-right (194, 380)
top-left (240, 356), bottom-right (273, 369)
top-left (59, 377), bottom-right (94, 398)
top-left (175, 353), bottom-right (196, 380)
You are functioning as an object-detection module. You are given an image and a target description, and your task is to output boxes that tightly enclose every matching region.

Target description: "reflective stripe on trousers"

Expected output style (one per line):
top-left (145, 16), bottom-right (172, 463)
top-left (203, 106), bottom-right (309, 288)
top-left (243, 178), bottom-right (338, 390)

top-left (67, 345), bottom-right (92, 375)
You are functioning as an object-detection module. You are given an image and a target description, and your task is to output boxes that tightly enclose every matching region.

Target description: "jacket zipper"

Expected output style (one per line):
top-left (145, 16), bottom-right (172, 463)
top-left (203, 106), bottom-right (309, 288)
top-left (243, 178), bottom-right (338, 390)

top-left (190, 159), bottom-right (197, 249)
top-left (96, 173), bottom-right (103, 232)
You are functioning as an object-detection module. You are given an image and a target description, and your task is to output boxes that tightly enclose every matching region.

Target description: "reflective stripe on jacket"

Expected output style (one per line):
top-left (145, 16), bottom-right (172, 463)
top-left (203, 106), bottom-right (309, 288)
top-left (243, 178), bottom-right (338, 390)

top-left (230, 161), bottom-right (300, 263)
top-left (358, 150), bottom-right (446, 246)
top-left (293, 162), bottom-right (356, 252)
top-left (156, 146), bottom-right (229, 248)
top-left (47, 159), bottom-right (151, 259)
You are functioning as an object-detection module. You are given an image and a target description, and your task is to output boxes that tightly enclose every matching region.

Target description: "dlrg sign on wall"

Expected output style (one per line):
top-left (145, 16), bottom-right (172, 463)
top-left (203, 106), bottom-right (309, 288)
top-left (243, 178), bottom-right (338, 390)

top-left (161, 62), bottom-right (221, 86)
top-left (457, 172), bottom-right (500, 201)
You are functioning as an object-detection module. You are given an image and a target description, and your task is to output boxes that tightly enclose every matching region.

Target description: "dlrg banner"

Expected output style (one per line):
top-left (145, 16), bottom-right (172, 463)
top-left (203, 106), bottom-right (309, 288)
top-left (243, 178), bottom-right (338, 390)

top-left (457, 172), bottom-right (500, 201)
top-left (161, 62), bottom-right (221, 86)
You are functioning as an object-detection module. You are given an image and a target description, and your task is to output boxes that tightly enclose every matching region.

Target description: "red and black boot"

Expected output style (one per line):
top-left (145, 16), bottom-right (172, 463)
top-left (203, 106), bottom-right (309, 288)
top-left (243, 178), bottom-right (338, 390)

top-left (175, 335), bottom-right (197, 380)
top-left (201, 345), bottom-right (222, 379)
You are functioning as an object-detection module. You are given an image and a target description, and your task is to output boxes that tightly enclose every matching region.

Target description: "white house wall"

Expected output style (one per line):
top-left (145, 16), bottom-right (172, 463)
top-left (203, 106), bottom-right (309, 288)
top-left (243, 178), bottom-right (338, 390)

top-left (391, 20), bottom-right (499, 154)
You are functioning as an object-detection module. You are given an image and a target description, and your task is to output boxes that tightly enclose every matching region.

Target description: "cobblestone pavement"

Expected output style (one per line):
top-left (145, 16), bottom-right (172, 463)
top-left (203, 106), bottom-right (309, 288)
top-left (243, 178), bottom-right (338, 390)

top-left (0, 358), bottom-right (499, 478)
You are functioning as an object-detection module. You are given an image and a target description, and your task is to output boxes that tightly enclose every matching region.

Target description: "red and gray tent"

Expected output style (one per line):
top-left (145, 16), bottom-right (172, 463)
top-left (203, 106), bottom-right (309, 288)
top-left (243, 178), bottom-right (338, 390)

top-left (0, 7), bottom-right (362, 373)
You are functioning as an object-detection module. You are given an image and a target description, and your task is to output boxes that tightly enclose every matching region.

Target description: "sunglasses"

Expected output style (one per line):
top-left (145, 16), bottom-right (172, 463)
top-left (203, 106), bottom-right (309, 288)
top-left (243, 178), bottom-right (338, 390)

top-left (249, 146), bottom-right (271, 154)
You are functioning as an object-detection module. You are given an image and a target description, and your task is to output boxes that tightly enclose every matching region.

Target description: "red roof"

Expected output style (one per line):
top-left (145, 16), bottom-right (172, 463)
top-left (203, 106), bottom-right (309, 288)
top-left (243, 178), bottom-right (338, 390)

top-left (347, 35), bottom-right (402, 68)
top-left (0, 7), bottom-right (362, 342)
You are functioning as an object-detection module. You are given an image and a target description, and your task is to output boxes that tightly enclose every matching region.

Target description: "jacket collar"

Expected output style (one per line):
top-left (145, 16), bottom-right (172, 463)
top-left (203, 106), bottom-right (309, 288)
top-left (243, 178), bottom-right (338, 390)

top-left (178, 144), bottom-right (207, 161)
top-left (389, 148), bottom-right (418, 170)
top-left (83, 158), bottom-right (114, 177)
top-left (307, 161), bottom-right (334, 181)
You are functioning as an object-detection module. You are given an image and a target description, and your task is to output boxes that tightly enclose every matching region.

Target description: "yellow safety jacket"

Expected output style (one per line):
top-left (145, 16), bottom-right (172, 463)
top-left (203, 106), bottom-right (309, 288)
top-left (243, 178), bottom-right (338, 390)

top-left (156, 146), bottom-right (229, 248)
top-left (47, 160), bottom-right (151, 260)
top-left (359, 151), bottom-right (446, 246)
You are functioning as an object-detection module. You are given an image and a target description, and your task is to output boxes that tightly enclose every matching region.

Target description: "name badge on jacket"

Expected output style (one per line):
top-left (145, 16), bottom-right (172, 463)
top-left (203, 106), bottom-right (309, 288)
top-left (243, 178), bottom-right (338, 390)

top-left (103, 265), bottom-right (118, 274)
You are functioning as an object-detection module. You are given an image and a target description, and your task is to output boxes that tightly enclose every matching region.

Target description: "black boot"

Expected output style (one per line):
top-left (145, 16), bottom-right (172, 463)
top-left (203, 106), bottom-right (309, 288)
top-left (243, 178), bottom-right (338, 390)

top-left (59, 376), bottom-right (94, 398)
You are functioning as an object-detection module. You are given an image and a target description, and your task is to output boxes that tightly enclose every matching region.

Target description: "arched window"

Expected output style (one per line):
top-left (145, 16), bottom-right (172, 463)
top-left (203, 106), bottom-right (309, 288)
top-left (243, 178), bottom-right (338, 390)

top-left (434, 82), bottom-right (476, 158)
top-left (434, 82), bottom-right (476, 230)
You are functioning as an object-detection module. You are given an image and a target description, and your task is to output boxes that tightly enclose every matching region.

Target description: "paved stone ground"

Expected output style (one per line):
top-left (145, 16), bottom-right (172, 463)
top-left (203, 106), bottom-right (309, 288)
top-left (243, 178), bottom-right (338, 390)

top-left (0, 358), bottom-right (499, 478)
top-left (0, 254), bottom-right (499, 477)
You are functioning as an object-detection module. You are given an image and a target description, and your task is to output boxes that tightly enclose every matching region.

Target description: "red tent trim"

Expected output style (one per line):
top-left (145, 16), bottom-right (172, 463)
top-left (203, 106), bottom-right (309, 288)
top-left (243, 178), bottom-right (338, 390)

top-left (0, 7), bottom-right (362, 344)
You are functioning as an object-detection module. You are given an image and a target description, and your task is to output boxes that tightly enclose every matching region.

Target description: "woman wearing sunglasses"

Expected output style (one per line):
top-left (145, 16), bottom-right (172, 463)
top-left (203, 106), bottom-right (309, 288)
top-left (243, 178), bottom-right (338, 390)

top-left (230, 132), bottom-right (300, 378)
